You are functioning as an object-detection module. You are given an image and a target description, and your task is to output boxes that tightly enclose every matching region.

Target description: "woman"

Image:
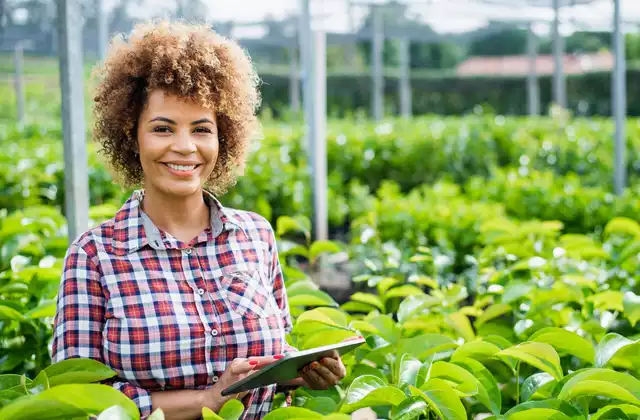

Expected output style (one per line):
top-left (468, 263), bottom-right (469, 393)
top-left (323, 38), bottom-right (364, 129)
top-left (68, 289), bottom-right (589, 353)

top-left (51, 20), bottom-right (347, 420)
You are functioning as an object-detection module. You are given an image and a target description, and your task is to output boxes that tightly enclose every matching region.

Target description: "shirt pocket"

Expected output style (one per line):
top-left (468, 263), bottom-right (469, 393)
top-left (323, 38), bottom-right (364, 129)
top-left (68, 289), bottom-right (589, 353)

top-left (218, 269), bottom-right (280, 319)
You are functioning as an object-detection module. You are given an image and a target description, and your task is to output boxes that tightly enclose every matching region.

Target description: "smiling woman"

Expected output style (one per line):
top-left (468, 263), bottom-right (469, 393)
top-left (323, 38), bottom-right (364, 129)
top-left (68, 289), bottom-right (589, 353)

top-left (50, 19), bottom-right (347, 420)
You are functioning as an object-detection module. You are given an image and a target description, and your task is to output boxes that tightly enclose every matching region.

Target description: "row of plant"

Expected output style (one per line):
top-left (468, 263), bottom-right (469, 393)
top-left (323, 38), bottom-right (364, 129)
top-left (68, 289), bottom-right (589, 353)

top-left (1, 211), bottom-right (639, 419)
top-left (4, 117), bottom-right (640, 237)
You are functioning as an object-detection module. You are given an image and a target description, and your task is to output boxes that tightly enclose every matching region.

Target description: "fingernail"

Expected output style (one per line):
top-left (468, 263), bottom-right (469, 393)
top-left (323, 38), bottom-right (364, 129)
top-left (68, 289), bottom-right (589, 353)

top-left (274, 355), bottom-right (284, 359)
top-left (249, 361), bottom-right (258, 365)
top-left (312, 362), bottom-right (319, 369)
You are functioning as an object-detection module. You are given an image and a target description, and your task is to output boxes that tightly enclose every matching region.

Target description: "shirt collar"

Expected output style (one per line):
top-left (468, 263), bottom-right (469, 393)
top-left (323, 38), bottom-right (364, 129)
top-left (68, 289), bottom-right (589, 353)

top-left (112, 189), bottom-right (245, 254)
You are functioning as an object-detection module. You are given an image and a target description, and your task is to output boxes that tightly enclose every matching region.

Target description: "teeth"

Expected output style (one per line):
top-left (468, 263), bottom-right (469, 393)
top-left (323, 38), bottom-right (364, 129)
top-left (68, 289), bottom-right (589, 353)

top-left (167, 163), bottom-right (196, 171)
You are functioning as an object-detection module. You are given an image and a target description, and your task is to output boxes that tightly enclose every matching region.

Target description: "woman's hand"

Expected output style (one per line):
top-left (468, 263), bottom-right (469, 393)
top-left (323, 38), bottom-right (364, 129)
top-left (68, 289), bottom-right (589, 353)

top-left (298, 350), bottom-right (347, 390)
top-left (202, 356), bottom-right (282, 412)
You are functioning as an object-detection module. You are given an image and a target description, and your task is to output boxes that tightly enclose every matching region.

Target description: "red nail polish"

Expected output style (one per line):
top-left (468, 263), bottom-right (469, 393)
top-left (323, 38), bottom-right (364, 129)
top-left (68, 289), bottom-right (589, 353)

top-left (274, 355), bottom-right (284, 359)
top-left (249, 361), bottom-right (258, 365)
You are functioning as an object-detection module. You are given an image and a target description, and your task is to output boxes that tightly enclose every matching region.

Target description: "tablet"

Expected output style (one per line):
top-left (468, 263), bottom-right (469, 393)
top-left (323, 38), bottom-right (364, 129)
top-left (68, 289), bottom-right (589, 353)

top-left (221, 337), bottom-right (366, 396)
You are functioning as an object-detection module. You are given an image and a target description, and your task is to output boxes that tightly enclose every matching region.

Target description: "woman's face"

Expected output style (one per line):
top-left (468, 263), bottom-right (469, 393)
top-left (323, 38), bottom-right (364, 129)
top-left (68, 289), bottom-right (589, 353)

top-left (136, 90), bottom-right (219, 198)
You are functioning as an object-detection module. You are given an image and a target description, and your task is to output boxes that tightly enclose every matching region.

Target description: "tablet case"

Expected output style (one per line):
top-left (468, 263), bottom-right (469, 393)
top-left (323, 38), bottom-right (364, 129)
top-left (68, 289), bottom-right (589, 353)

top-left (221, 337), bottom-right (366, 396)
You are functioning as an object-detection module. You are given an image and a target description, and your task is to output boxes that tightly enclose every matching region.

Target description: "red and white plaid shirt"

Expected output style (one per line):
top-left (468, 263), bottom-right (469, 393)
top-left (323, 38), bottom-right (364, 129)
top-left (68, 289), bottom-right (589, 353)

top-left (51, 190), bottom-right (296, 419)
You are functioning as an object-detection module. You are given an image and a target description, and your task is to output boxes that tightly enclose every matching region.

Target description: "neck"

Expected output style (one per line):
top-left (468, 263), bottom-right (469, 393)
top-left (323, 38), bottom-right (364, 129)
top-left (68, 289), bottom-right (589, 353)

top-left (140, 187), bottom-right (210, 239)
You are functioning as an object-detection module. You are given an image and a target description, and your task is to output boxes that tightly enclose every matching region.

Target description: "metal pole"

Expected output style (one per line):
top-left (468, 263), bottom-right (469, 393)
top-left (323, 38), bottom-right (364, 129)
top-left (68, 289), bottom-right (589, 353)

top-left (14, 41), bottom-right (25, 130)
top-left (552, 0), bottom-right (566, 108)
top-left (371, 5), bottom-right (384, 121)
top-left (311, 30), bottom-right (328, 241)
top-left (398, 37), bottom-right (411, 118)
top-left (613, 0), bottom-right (626, 194)
top-left (57, 0), bottom-right (90, 243)
top-left (527, 23), bottom-right (540, 116)
top-left (299, 0), bottom-right (313, 154)
top-left (96, 0), bottom-right (108, 60)
top-left (289, 41), bottom-right (301, 113)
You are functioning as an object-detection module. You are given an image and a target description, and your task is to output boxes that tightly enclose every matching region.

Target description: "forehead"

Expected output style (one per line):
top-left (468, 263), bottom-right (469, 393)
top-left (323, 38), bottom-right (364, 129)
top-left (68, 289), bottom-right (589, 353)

top-left (144, 90), bottom-right (214, 117)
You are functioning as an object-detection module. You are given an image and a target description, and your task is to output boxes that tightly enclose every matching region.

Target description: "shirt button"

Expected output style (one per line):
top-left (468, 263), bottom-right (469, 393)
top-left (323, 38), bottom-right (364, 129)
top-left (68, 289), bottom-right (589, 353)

top-left (211, 330), bottom-right (219, 336)
top-left (197, 288), bottom-right (205, 296)
top-left (212, 376), bottom-right (219, 383)
top-left (182, 248), bottom-right (192, 255)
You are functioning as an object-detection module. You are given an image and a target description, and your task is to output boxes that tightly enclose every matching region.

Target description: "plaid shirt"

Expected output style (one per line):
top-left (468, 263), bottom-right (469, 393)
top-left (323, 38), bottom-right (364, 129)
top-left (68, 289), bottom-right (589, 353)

top-left (51, 190), bottom-right (296, 419)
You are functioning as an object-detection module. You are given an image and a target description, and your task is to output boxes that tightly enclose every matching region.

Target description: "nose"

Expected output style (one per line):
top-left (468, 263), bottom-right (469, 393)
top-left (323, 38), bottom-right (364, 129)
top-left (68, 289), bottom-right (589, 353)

top-left (171, 129), bottom-right (197, 154)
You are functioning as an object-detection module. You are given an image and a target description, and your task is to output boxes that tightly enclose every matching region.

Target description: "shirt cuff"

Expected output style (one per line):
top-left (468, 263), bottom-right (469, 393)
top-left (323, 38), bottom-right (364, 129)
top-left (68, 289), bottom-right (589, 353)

top-left (111, 381), bottom-right (153, 419)
top-left (283, 342), bottom-right (298, 354)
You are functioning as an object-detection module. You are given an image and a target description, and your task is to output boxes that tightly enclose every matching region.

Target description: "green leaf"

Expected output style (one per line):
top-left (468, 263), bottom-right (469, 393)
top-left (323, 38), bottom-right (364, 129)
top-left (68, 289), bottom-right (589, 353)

top-left (502, 281), bottom-right (534, 304)
top-left (302, 397), bottom-right (337, 415)
top-left (97, 405), bottom-right (136, 420)
top-left (369, 315), bottom-right (400, 344)
top-left (0, 374), bottom-right (30, 390)
top-left (288, 290), bottom-right (338, 308)
top-left (339, 375), bottom-right (406, 414)
top-left (218, 399), bottom-right (245, 420)
top-left (383, 285), bottom-right (425, 301)
top-left (389, 396), bottom-right (428, 420)
top-left (528, 327), bottom-right (595, 364)
top-left (604, 217), bottom-right (640, 239)
top-left (450, 340), bottom-right (502, 363)
top-left (595, 333), bottom-right (638, 368)
top-left (0, 399), bottom-right (87, 420)
top-left (503, 399), bottom-right (585, 420)
top-left (397, 334), bottom-right (458, 360)
top-left (587, 291), bottom-right (624, 312)
top-left (43, 359), bottom-right (116, 387)
top-left (397, 295), bottom-right (439, 324)
top-left (350, 293), bottom-right (385, 312)
top-left (410, 378), bottom-right (466, 420)
top-left (559, 380), bottom-right (640, 404)
top-left (309, 240), bottom-right (342, 262)
top-left (521, 373), bottom-right (556, 402)
top-left (495, 342), bottom-right (563, 380)
top-left (0, 384), bottom-right (139, 420)
top-left (276, 216), bottom-right (310, 239)
top-left (427, 361), bottom-right (478, 397)
top-left (264, 407), bottom-right (323, 420)
top-left (452, 358), bottom-right (502, 415)
top-left (475, 303), bottom-right (512, 327)
top-left (556, 369), bottom-right (640, 404)
top-left (295, 308), bottom-right (350, 329)
top-left (591, 404), bottom-right (640, 420)
top-left (446, 312), bottom-right (475, 343)
top-left (202, 407), bottom-right (224, 420)
top-left (24, 300), bottom-right (57, 318)
top-left (27, 370), bottom-right (49, 395)
top-left (0, 304), bottom-right (23, 321)
top-left (623, 292), bottom-right (640, 327)
top-left (396, 353), bottom-right (422, 388)
top-left (147, 408), bottom-right (166, 420)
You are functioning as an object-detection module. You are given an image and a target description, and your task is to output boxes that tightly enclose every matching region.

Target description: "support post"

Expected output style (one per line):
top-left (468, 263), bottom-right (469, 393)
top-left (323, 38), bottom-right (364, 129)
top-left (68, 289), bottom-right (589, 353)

top-left (289, 41), bottom-right (301, 113)
top-left (57, 0), bottom-right (89, 243)
top-left (613, 0), bottom-right (627, 194)
top-left (96, 0), bottom-right (108, 60)
top-left (552, 0), bottom-right (566, 108)
top-left (398, 37), bottom-right (411, 118)
top-left (299, 0), bottom-right (313, 154)
top-left (310, 30), bottom-right (328, 241)
top-left (371, 5), bottom-right (384, 121)
top-left (526, 23), bottom-right (540, 116)
top-left (14, 41), bottom-right (25, 130)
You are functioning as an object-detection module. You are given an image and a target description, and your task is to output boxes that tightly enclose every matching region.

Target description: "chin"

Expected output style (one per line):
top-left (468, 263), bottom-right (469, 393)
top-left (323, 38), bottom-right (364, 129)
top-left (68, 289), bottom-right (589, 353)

top-left (158, 181), bottom-right (203, 197)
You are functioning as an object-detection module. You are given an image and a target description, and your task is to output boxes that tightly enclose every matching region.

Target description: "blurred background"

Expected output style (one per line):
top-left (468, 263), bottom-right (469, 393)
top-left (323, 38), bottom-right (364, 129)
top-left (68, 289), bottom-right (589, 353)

top-left (2, 3), bottom-right (640, 411)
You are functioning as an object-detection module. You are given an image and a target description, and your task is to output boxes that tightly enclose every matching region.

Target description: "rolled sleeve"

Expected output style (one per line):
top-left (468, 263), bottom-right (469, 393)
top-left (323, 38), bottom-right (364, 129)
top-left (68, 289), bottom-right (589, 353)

top-left (51, 243), bottom-right (152, 419)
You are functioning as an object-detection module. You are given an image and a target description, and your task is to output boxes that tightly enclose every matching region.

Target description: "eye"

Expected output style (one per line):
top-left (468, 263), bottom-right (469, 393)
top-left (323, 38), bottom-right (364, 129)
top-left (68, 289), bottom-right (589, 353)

top-left (153, 126), bottom-right (172, 133)
top-left (194, 126), bottom-right (212, 134)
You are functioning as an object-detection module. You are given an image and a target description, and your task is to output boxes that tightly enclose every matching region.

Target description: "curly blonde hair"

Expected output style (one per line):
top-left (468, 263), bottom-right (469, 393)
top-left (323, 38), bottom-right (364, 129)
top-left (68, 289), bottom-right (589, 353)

top-left (91, 19), bottom-right (262, 195)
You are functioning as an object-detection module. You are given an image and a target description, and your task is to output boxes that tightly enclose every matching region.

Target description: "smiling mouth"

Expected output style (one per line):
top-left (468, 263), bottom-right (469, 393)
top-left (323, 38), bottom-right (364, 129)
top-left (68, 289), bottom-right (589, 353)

top-left (164, 163), bottom-right (200, 171)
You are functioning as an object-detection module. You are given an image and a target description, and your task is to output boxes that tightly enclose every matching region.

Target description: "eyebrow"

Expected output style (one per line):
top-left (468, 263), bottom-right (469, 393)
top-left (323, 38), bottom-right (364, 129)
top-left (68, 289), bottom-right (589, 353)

top-left (149, 117), bottom-right (214, 125)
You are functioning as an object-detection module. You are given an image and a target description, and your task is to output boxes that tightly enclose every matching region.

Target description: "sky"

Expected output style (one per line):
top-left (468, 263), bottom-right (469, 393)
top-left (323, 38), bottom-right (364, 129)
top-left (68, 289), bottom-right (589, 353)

top-left (111, 0), bottom-right (640, 38)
